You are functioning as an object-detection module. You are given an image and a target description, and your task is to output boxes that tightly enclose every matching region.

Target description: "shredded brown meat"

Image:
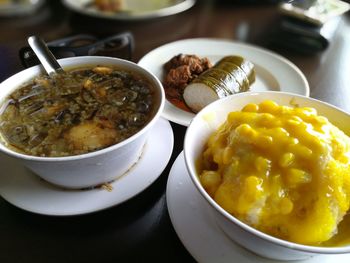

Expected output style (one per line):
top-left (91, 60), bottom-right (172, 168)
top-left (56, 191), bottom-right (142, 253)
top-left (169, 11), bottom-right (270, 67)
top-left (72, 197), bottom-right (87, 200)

top-left (163, 54), bottom-right (212, 101)
top-left (164, 65), bottom-right (192, 91)
top-left (164, 54), bottom-right (212, 74)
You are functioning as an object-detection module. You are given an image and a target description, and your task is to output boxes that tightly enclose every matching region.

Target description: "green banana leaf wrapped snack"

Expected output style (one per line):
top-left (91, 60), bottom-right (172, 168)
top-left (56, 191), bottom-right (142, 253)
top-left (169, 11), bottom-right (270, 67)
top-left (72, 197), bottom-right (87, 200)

top-left (183, 56), bottom-right (255, 112)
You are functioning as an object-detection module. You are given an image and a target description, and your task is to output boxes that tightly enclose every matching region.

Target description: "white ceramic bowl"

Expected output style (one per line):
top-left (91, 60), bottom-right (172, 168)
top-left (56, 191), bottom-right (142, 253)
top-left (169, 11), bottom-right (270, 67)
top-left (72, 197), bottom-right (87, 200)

top-left (184, 91), bottom-right (350, 261)
top-left (0, 56), bottom-right (164, 189)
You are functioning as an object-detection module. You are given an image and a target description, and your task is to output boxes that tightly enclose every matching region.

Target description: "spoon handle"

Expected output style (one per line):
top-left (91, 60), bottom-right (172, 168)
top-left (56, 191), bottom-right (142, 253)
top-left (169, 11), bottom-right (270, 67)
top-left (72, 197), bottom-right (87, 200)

top-left (28, 35), bottom-right (64, 76)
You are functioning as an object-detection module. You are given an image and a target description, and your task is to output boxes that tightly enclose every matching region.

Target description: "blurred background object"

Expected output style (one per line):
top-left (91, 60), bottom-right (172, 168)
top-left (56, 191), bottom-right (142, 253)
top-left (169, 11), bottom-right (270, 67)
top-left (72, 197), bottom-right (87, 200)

top-left (280, 0), bottom-right (350, 26)
top-left (0, 0), bottom-right (45, 16)
top-left (19, 32), bottom-right (134, 68)
top-left (216, 0), bottom-right (283, 5)
top-left (62, 0), bottom-right (197, 20)
top-left (266, 0), bottom-right (350, 54)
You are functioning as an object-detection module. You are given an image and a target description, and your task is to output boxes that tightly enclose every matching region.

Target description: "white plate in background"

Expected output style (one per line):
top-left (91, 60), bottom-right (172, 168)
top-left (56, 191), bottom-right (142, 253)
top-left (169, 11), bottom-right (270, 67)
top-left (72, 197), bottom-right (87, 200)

top-left (0, 0), bottom-right (44, 16)
top-left (138, 38), bottom-right (309, 126)
top-left (62, 0), bottom-right (196, 20)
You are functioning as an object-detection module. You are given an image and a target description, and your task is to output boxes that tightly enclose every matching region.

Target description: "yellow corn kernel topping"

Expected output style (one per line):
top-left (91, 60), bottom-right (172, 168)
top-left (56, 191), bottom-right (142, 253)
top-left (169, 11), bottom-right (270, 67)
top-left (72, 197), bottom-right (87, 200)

top-left (198, 100), bottom-right (350, 246)
top-left (242, 103), bottom-right (259, 113)
top-left (279, 152), bottom-right (295, 168)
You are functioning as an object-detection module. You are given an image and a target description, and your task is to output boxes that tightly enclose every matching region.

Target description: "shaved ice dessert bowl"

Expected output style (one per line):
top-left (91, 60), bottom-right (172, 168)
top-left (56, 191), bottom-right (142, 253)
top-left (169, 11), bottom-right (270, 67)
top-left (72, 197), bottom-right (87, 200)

top-left (184, 91), bottom-right (350, 260)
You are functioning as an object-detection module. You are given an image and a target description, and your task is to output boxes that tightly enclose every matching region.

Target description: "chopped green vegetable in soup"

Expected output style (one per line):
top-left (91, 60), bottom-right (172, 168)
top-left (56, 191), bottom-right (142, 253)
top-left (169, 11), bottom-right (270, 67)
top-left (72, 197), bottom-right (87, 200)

top-left (0, 66), bottom-right (155, 157)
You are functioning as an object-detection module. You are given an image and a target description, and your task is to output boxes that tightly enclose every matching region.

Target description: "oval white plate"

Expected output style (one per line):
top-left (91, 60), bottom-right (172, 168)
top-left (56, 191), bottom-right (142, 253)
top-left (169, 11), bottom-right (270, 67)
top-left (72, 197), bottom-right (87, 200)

top-left (62, 0), bottom-right (196, 20)
top-left (0, 118), bottom-right (173, 216)
top-left (166, 152), bottom-right (350, 263)
top-left (138, 38), bottom-right (310, 126)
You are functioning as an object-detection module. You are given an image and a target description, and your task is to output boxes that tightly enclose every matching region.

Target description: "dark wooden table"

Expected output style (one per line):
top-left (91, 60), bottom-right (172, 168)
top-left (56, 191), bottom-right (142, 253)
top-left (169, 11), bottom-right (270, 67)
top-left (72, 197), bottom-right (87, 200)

top-left (1, 1), bottom-right (350, 262)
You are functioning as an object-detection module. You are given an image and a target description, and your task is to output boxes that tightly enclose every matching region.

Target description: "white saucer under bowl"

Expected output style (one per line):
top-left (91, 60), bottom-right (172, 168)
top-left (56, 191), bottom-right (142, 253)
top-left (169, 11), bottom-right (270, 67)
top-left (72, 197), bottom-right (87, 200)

top-left (0, 118), bottom-right (173, 216)
top-left (166, 152), bottom-right (350, 263)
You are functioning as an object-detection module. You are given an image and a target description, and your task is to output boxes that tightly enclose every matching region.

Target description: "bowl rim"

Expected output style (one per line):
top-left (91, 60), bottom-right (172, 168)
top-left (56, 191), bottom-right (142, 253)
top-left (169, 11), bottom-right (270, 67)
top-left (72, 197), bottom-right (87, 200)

top-left (0, 56), bottom-right (165, 161)
top-left (184, 91), bottom-right (350, 254)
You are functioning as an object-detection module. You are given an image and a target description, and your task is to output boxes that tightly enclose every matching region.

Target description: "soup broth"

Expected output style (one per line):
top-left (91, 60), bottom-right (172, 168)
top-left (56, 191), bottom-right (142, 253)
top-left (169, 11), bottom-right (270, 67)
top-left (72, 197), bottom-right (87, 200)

top-left (0, 66), bottom-right (155, 157)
